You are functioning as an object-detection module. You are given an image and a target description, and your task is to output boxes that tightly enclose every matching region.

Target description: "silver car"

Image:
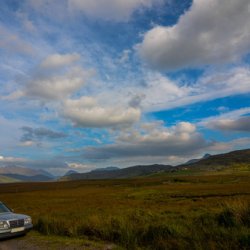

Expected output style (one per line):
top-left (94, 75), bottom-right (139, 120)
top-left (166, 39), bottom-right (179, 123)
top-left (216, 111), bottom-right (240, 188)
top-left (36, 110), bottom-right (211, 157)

top-left (0, 201), bottom-right (33, 239)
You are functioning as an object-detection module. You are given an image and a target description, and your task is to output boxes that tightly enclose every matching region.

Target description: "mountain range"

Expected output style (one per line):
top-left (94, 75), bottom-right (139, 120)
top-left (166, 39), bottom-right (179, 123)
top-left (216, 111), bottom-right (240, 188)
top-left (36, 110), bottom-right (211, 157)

top-left (0, 149), bottom-right (249, 183)
top-left (0, 165), bottom-right (55, 183)
top-left (62, 149), bottom-right (250, 181)
top-left (62, 164), bottom-right (173, 181)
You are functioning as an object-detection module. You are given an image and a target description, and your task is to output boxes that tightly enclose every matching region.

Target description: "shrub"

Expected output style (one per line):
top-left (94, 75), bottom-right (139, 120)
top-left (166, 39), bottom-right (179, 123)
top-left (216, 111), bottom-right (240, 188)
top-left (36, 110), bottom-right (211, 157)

top-left (218, 200), bottom-right (250, 227)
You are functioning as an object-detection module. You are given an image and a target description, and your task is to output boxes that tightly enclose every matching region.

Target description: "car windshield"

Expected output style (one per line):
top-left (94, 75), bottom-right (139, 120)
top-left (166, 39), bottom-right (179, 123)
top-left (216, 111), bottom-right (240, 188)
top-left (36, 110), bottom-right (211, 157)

top-left (0, 203), bottom-right (11, 213)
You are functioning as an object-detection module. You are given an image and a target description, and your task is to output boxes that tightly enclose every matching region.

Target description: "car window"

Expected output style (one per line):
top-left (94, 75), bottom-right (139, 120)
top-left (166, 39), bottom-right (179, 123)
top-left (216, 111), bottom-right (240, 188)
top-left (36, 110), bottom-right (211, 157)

top-left (0, 203), bottom-right (11, 213)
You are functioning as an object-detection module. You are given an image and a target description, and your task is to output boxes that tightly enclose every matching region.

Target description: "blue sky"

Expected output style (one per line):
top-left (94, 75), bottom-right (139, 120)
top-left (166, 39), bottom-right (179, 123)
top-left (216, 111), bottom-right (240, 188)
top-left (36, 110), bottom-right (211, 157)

top-left (0, 0), bottom-right (250, 175)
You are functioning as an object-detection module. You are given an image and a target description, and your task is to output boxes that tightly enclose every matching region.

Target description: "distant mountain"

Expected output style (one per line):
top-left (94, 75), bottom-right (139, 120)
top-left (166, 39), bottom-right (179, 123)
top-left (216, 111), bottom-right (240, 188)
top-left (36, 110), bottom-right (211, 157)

top-left (91, 166), bottom-right (120, 172)
top-left (61, 149), bottom-right (250, 181)
top-left (203, 153), bottom-right (212, 159)
top-left (1, 173), bottom-right (53, 182)
top-left (0, 165), bottom-right (54, 183)
top-left (185, 153), bottom-right (211, 164)
top-left (0, 165), bottom-right (54, 178)
top-left (0, 175), bottom-right (19, 183)
top-left (61, 164), bottom-right (173, 181)
top-left (64, 170), bottom-right (78, 176)
top-left (179, 149), bottom-right (250, 171)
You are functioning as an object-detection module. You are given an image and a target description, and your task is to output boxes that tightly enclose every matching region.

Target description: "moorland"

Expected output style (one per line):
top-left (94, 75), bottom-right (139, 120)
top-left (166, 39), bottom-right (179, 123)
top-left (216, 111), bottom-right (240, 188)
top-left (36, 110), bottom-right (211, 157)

top-left (0, 149), bottom-right (250, 249)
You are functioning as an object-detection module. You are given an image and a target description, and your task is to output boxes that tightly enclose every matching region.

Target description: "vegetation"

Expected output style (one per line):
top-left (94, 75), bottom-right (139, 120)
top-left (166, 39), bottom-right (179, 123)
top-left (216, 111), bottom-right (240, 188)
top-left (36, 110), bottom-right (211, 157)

top-left (15, 230), bottom-right (122, 250)
top-left (1, 164), bottom-right (250, 249)
top-left (62, 149), bottom-right (250, 181)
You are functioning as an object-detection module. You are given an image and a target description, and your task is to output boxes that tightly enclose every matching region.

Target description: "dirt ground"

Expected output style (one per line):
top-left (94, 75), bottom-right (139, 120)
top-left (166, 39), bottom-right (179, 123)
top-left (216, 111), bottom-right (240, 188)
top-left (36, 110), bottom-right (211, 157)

top-left (0, 234), bottom-right (116, 250)
top-left (0, 236), bottom-right (40, 250)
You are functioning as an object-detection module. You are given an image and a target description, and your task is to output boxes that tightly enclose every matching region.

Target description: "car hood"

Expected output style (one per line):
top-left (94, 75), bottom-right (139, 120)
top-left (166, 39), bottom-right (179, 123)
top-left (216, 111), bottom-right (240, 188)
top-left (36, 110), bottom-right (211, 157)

top-left (0, 212), bottom-right (28, 220)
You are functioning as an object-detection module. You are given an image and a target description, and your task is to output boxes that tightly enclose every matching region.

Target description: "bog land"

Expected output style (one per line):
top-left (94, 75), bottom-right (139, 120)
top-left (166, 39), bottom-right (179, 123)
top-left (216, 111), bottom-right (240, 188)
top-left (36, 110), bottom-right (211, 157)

top-left (1, 164), bottom-right (250, 250)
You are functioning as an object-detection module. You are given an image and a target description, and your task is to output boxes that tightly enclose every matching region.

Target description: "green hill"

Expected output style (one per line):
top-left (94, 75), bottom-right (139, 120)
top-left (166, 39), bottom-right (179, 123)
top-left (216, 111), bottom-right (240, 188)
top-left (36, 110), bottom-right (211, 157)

top-left (63, 149), bottom-right (250, 181)
top-left (179, 149), bottom-right (250, 172)
top-left (61, 164), bottom-right (173, 181)
top-left (0, 174), bottom-right (19, 183)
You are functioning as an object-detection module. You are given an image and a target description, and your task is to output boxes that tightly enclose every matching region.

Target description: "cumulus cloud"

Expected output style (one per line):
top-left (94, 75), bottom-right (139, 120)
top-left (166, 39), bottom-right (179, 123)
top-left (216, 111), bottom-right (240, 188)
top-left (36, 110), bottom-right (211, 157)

top-left (200, 107), bottom-right (250, 127)
top-left (139, 0), bottom-right (250, 70)
top-left (67, 162), bottom-right (95, 172)
top-left (15, 53), bottom-right (94, 100)
top-left (0, 156), bottom-right (28, 165)
top-left (62, 96), bottom-right (141, 128)
top-left (83, 121), bottom-right (212, 159)
top-left (25, 66), bottom-right (90, 100)
top-left (208, 137), bottom-right (250, 153)
top-left (40, 53), bottom-right (80, 69)
top-left (68, 0), bottom-right (159, 21)
top-left (206, 116), bottom-right (250, 132)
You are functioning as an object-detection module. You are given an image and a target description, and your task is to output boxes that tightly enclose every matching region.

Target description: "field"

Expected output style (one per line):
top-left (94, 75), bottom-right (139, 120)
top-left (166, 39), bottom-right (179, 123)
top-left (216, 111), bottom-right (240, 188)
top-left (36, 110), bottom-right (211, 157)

top-left (1, 170), bottom-right (250, 249)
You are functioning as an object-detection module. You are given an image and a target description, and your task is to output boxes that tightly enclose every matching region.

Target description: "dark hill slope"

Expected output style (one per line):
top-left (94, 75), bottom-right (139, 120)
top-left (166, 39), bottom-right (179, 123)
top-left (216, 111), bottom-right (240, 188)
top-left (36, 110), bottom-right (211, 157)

top-left (0, 165), bottom-right (54, 178)
top-left (1, 174), bottom-right (53, 182)
top-left (179, 149), bottom-right (250, 170)
top-left (63, 164), bottom-right (173, 180)
top-left (62, 149), bottom-right (250, 181)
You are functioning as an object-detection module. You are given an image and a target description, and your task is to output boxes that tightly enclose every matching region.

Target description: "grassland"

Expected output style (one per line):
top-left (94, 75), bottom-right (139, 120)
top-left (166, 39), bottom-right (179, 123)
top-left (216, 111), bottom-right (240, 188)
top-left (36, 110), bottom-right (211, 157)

top-left (1, 167), bottom-right (250, 249)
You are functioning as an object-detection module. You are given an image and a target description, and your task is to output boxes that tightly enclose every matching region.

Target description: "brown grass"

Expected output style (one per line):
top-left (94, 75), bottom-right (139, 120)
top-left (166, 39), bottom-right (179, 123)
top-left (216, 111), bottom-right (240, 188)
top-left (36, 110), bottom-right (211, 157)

top-left (0, 172), bottom-right (250, 249)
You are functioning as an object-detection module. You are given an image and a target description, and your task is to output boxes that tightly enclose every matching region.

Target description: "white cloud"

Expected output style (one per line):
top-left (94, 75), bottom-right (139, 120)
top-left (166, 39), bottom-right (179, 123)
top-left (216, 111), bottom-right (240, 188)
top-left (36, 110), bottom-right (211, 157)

top-left (40, 53), bottom-right (80, 69)
top-left (68, 0), bottom-right (160, 21)
top-left (16, 11), bottom-right (37, 33)
top-left (19, 141), bottom-right (36, 147)
top-left (119, 49), bottom-right (131, 64)
top-left (94, 71), bottom-right (190, 112)
top-left (1, 53), bottom-right (89, 101)
top-left (67, 162), bottom-right (95, 172)
top-left (26, 66), bottom-right (89, 100)
top-left (0, 116), bottom-right (30, 149)
top-left (149, 67), bottom-right (250, 111)
top-left (208, 137), bottom-right (250, 153)
top-left (0, 25), bottom-right (34, 56)
top-left (200, 107), bottom-right (250, 126)
top-left (9, 53), bottom-right (94, 101)
top-left (62, 96), bottom-right (141, 128)
top-left (101, 67), bottom-right (250, 112)
top-left (83, 121), bottom-right (211, 159)
top-left (206, 117), bottom-right (250, 132)
top-left (1, 90), bottom-right (24, 101)
top-left (0, 156), bottom-right (28, 164)
top-left (139, 0), bottom-right (250, 70)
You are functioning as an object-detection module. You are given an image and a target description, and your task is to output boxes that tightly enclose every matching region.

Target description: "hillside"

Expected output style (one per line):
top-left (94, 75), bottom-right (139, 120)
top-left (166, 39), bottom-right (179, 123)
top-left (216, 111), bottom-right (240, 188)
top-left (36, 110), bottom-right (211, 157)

top-left (180, 149), bottom-right (250, 171)
top-left (63, 149), bottom-right (250, 181)
top-left (64, 170), bottom-right (78, 176)
top-left (0, 174), bottom-right (53, 182)
top-left (0, 174), bottom-right (19, 183)
top-left (0, 166), bottom-right (54, 183)
top-left (0, 165), bottom-right (53, 177)
top-left (62, 164), bottom-right (173, 180)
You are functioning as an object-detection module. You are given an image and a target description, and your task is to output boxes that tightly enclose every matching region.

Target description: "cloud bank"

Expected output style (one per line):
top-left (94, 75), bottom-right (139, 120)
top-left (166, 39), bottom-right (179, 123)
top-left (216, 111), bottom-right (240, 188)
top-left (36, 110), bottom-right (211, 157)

top-left (62, 96), bottom-right (141, 128)
top-left (83, 122), bottom-right (212, 159)
top-left (206, 116), bottom-right (250, 132)
top-left (139, 0), bottom-right (250, 70)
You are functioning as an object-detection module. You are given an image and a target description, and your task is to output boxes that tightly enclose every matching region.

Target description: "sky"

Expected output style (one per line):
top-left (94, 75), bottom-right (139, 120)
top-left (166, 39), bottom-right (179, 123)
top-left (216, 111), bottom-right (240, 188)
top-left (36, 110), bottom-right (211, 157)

top-left (0, 0), bottom-right (250, 175)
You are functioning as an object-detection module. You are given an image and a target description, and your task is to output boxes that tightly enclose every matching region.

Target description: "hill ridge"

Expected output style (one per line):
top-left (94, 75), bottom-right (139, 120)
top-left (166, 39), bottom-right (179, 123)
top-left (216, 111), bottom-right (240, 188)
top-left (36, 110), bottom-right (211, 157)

top-left (62, 148), bottom-right (250, 181)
